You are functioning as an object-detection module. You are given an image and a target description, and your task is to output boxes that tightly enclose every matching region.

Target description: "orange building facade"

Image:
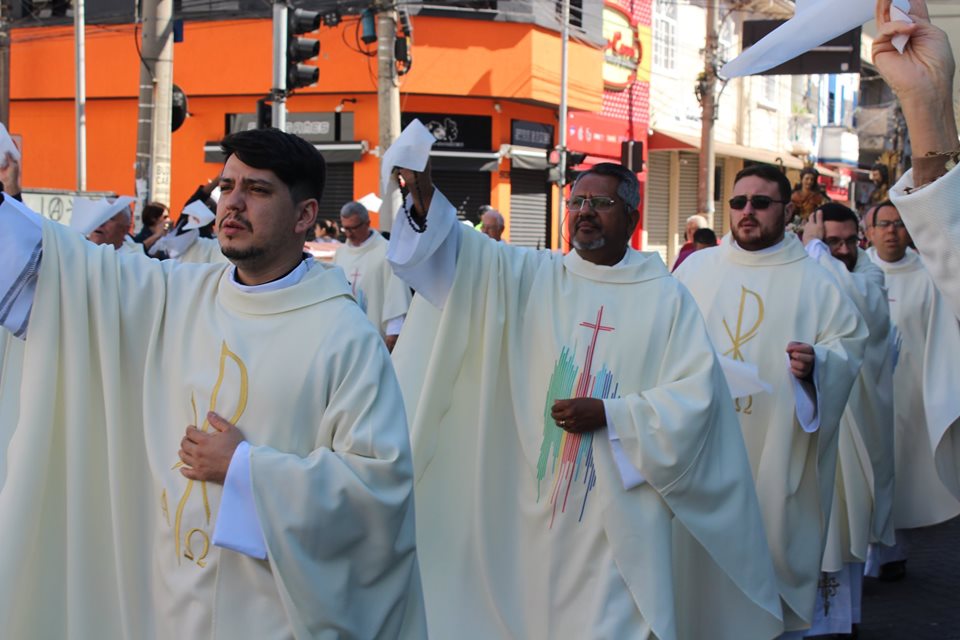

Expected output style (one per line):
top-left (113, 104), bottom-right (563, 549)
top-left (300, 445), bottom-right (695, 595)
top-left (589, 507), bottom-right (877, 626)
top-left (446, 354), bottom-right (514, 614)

top-left (10, 4), bottom-right (647, 248)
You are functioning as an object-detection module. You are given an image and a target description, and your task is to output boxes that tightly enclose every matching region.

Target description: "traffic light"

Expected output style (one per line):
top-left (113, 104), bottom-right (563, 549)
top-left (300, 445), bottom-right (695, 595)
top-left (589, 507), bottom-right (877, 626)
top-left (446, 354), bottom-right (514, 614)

top-left (287, 8), bottom-right (321, 91)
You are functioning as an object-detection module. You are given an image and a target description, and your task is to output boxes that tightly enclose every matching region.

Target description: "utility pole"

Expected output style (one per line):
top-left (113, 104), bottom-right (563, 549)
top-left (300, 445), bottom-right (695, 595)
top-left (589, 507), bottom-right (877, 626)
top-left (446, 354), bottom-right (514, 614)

top-left (75, 0), bottom-right (87, 190)
top-left (555, 0), bottom-right (570, 250)
top-left (376, 0), bottom-right (400, 232)
top-left (271, 0), bottom-right (287, 130)
top-left (697, 0), bottom-right (718, 226)
top-left (134, 0), bottom-right (174, 208)
top-left (0, 1), bottom-right (11, 128)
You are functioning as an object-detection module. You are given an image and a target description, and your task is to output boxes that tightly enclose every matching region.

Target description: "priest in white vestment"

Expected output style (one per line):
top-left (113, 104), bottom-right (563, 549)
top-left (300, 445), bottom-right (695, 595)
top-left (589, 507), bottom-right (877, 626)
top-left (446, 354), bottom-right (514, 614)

top-left (864, 201), bottom-right (960, 577)
top-left (800, 205), bottom-right (897, 636)
top-left (674, 164), bottom-right (867, 635)
top-left (0, 129), bottom-right (425, 639)
top-left (335, 201), bottom-right (411, 351)
top-left (872, 0), bottom-right (960, 321)
top-left (388, 158), bottom-right (783, 640)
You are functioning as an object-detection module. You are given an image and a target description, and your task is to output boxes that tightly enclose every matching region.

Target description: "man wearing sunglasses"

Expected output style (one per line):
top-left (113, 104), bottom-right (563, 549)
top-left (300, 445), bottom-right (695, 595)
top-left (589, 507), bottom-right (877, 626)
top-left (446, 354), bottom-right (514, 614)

top-left (800, 203), bottom-right (896, 636)
top-left (865, 200), bottom-right (960, 582)
top-left (674, 163), bottom-right (867, 637)
top-left (385, 152), bottom-right (782, 639)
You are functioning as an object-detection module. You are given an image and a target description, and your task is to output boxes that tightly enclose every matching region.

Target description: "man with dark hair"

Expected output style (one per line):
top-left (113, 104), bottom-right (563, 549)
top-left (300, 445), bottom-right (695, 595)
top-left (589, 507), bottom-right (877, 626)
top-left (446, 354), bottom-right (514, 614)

top-left (800, 204), bottom-right (896, 635)
top-left (692, 227), bottom-right (718, 251)
top-left (0, 128), bottom-right (425, 638)
top-left (387, 137), bottom-right (782, 639)
top-left (864, 199), bottom-right (960, 582)
top-left (675, 163), bottom-right (866, 637)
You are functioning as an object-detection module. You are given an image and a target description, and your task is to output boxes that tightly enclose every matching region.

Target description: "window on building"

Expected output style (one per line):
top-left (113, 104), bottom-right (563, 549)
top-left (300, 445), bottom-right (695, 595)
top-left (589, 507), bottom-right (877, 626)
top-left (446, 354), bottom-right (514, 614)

top-left (717, 17), bottom-right (735, 64)
top-left (762, 76), bottom-right (778, 103)
top-left (555, 0), bottom-right (583, 28)
top-left (653, 0), bottom-right (677, 70)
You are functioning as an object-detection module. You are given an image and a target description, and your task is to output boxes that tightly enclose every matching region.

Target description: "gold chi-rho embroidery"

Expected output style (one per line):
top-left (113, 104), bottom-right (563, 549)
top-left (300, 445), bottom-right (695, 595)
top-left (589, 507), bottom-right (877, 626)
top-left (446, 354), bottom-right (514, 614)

top-left (721, 286), bottom-right (764, 415)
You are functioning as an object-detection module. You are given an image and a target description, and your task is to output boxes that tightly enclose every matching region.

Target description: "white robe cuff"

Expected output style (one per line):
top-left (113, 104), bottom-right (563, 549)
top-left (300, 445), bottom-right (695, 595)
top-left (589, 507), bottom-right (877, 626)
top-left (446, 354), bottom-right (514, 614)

top-left (804, 238), bottom-right (831, 262)
top-left (0, 196), bottom-right (44, 338)
top-left (385, 314), bottom-right (405, 336)
top-left (386, 189), bottom-right (462, 308)
top-left (604, 399), bottom-right (646, 490)
top-left (212, 441), bottom-right (269, 560)
top-left (788, 353), bottom-right (820, 433)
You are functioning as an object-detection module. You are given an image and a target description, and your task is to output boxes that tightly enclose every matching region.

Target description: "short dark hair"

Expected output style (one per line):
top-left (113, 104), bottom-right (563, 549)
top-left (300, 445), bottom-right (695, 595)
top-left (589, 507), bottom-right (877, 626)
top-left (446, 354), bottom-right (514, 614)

top-left (871, 200), bottom-right (897, 226)
top-left (871, 164), bottom-right (890, 185)
top-left (220, 128), bottom-right (326, 204)
top-left (572, 162), bottom-right (641, 211)
top-left (693, 228), bottom-right (718, 246)
top-left (141, 202), bottom-right (167, 227)
top-left (819, 202), bottom-right (859, 228)
top-left (734, 163), bottom-right (792, 203)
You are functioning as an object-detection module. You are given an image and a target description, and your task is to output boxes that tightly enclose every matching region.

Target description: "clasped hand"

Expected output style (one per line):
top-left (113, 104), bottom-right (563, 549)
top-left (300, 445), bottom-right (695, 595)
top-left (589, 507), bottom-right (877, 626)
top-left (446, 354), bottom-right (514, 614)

top-left (551, 398), bottom-right (607, 433)
top-left (178, 411), bottom-right (245, 485)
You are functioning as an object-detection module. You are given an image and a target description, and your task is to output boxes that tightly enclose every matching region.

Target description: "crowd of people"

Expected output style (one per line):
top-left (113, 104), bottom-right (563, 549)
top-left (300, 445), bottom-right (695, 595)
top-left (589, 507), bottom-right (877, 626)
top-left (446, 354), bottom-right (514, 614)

top-left (0, 0), bottom-right (958, 638)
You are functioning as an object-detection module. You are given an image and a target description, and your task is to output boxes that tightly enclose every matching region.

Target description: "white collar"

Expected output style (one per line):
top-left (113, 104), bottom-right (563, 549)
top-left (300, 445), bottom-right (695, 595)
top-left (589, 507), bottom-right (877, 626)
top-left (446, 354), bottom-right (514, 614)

top-left (731, 236), bottom-right (787, 255)
top-left (228, 256), bottom-right (314, 293)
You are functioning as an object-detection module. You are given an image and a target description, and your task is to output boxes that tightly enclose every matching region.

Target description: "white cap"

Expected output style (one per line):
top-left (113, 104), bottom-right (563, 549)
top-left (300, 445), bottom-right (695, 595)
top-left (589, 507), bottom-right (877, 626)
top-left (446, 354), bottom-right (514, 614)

top-left (357, 192), bottom-right (383, 214)
top-left (720, 0), bottom-right (911, 79)
top-left (70, 195), bottom-right (135, 237)
top-left (181, 199), bottom-right (216, 231)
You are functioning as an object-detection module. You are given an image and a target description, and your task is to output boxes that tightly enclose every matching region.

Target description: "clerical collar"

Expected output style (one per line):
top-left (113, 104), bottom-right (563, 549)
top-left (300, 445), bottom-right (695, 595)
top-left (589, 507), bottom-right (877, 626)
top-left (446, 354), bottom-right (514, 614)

top-left (228, 255), bottom-right (314, 293)
top-left (730, 236), bottom-right (787, 255)
top-left (871, 251), bottom-right (913, 268)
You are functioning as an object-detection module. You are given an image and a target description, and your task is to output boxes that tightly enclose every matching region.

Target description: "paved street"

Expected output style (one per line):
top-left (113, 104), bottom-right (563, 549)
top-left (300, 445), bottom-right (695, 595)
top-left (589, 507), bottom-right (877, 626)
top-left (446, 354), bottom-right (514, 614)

top-left (860, 516), bottom-right (960, 639)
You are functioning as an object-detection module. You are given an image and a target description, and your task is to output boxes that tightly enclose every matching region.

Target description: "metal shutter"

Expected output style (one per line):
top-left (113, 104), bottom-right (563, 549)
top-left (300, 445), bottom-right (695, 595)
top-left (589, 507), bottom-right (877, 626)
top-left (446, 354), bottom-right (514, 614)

top-left (678, 152), bottom-right (700, 251)
top-left (432, 170), bottom-right (492, 223)
top-left (646, 151), bottom-right (670, 262)
top-left (318, 163), bottom-right (354, 221)
top-left (508, 169), bottom-right (550, 249)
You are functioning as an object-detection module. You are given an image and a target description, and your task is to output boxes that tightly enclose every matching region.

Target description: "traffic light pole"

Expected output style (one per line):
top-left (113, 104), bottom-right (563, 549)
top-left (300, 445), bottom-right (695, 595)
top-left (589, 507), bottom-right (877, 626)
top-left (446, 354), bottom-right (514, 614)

top-left (271, 0), bottom-right (288, 130)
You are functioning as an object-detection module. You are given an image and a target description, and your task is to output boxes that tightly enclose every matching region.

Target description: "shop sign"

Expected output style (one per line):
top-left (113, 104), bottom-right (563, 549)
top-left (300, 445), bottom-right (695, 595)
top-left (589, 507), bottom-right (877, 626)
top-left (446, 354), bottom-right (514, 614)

top-left (228, 112), bottom-right (353, 142)
top-left (402, 113), bottom-right (492, 150)
top-left (511, 120), bottom-right (554, 149)
top-left (602, 2), bottom-right (643, 90)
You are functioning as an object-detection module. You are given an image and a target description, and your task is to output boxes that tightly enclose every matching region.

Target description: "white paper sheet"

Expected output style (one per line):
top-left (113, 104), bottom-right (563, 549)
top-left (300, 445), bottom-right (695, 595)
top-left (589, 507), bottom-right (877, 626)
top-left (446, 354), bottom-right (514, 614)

top-left (70, 195), bottom-right (136, 237)
top-left (716, 354), bottom-right (774, 399)
top-left (379, 119), bottom-right (436, 223)
top-left (720, 0), bottom-right (912, 79)
top-left (0, 123), bottom-right (21, 163)
top-left (181, 199), bottom-right (216, 231)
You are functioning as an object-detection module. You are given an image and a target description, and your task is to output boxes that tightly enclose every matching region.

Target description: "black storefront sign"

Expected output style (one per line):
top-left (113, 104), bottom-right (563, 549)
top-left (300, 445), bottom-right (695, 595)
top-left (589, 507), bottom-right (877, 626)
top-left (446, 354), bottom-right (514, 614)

top-left (511, 120), bottom-right (554, 149)
top-left (402, 112), bottom-right (492, 150)
top-left (228, 112), bottom-right (355, 142)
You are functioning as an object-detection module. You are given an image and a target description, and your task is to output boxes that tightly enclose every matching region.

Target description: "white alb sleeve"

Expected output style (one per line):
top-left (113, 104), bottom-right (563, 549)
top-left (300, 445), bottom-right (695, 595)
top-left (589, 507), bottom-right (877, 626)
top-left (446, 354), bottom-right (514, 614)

top-left (0, 196), bottom-right (44, 338)
top-left (212, 441), bottom-right (269, 560)
top-left (788, 353), bottom-right (821, 433)
top-left (603, 399), bottom-right (646, 489)
top-left (386, 189), bottom-right (462, 308)
top-left (385, 315), bottom-right (405, 336)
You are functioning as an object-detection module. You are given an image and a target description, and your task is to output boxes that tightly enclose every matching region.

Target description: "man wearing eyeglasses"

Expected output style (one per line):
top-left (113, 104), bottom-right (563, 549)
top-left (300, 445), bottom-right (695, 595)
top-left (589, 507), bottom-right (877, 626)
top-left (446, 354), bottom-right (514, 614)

top-left (800, 203), bottom-right (896, 636)
top-left (385, 155), bottom-right (783, 639)
top-left (865, 200), bottom-right (960, 581)
top-left (335, 201), bottom-right (411, 351)
top-left (674, 163), bottom-right (867, 638)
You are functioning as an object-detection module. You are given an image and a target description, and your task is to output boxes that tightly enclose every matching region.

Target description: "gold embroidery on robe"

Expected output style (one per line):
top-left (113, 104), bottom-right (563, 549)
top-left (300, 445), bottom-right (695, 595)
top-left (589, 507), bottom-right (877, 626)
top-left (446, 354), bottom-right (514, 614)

top-left (722, 286), bottom-right (764, 414)
top-left (173, 341), bottom-right (249, 566)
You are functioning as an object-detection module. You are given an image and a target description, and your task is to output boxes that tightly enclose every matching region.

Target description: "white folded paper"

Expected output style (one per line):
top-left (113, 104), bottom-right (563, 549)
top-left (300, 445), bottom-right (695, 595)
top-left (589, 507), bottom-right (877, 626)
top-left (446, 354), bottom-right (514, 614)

top-left (716, 354), bottom-right (774, 399)
top-left (70, 195), bottom-right (136, 237)
top-left (357, 192), bottom-right (383, 213)
top-left (181, 199), bottom-right (216, 231)
top-left (0, 123), bottom-right (21, 164)
top-left (720, 0), bottom-right (912, 79)
top-left (380, 119), bottom-right (437, 223)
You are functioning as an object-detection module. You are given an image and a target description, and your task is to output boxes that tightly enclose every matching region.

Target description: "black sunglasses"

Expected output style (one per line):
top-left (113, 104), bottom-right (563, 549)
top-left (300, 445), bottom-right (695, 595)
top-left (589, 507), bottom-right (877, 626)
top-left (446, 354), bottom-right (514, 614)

top-left (728, 195), bottom-right (787, 210)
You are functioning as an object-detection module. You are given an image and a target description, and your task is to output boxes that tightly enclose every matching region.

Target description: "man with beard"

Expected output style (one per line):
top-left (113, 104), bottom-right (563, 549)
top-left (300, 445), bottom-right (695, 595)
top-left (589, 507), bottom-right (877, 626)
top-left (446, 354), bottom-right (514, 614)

top-left (864, 200), bottom-right (960, 580)
top-left (799, 204), bottom-right (897, 637)
top-left (387, 152), bottom-right (783, 640)
top-left (674, 163), bottom-right (866, 638)
top-left (0, 128), bottom-right (425, 638)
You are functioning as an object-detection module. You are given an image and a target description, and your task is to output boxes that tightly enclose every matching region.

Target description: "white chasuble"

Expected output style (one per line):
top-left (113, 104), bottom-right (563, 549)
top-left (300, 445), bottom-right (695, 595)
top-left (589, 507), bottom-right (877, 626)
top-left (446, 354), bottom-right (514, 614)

top-left (674, 235), bottom-right (866, 631)
top-left (869, 248), bottom-right (960, 528)
top-left (0, 329), bottom-right (23, 491)
top-left (392, 223), bottom-right (782, 640)
top-left (179, 235), bottom-right (230, 264)
top-left (809, 247), bottom-right (897, 568)
top-left (0, 220), bottom-right (425, 639)
top-left (334, 232), bottom-right (411, 336)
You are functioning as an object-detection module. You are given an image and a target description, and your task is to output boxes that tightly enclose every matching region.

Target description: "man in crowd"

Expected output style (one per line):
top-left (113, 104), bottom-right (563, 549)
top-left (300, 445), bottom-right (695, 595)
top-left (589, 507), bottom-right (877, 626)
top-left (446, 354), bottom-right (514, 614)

top-left (70, 194), bottom-right (141, 254)
top-left (335, 200), bottom-right (411, 351)
top-left (479, 205), bottom-right (505, 241)
top-left (388, 144), bottom-right (783, 639)
top-left (692, 227), bottom-right (718, 251)
top-left (0, 127), bottom-right (425, 638)
top-left (801, 204), bottom-right (897, 637)
top-left (671, 214), bottom-right (709, 271)
top-left (865, 200), bottom-right (960, 579)
top-left (674, 164), bottom-right (866, 637)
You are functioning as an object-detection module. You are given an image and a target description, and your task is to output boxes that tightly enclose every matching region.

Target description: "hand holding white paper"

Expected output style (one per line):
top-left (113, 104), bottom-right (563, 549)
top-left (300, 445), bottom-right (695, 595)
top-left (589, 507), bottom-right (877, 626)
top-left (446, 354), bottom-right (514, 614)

top-left (70, 195), bottom-right (136, 237)
top-left (0, 123), bottom-right (21, 164)
top-left (720, 0), bottom-right (912, 79)
top-left (357, 192), bottom-right (383, 213)
top-left (716, 354), bottom-right (774, 399)
top-left (181, 199), bottom-right (216, 231)
top-left (380, 119), bottom-right (436, 221)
